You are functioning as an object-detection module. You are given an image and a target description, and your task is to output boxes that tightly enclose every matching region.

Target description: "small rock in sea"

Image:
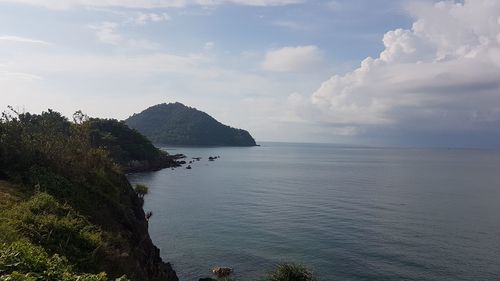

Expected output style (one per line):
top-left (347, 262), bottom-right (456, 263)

top-left (186, 165), bottom-right (192, 169)
top-left (212, 267), bottom-right (233, 277)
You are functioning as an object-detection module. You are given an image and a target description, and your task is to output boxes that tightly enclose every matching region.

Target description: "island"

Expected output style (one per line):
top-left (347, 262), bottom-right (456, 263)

top-left (125, 102), bottom-right (257, 146)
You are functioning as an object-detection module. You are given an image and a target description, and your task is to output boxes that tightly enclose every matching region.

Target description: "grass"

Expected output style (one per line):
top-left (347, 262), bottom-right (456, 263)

top-left (0, 193), bottom-right (103, 271)
top-left (0, 239), bottom-right (110, 281)
top-left (0, 181), bottom-right (27, 209)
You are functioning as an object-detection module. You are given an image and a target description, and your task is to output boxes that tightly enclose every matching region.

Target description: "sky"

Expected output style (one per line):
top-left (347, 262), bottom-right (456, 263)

top-left (1, 0), bottom-right (500, 147)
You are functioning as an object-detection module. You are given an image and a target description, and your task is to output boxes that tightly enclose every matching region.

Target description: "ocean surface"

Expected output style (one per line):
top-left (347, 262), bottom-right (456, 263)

top-left (127, 142), bottom-right (500, 281)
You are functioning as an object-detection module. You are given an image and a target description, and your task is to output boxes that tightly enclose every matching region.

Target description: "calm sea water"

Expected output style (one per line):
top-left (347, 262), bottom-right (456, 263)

top-left (127, 142), bottom-right (500, 281)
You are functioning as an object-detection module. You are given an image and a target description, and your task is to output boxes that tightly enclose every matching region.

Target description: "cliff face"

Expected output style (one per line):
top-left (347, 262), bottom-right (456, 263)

top-left (92, 174), bottom-right (179, 281)
top-left (0, 176), bottom-right (179, 281)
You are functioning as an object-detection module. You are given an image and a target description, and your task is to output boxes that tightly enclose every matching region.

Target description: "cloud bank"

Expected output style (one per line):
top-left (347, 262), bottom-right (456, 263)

top-left (308, 0), bottom-right (500, 146)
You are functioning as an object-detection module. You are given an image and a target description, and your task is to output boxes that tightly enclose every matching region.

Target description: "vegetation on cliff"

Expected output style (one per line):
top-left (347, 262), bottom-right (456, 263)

top-left (0, 108), bottom-right (314, 281)
top-left (125, 102), bottom-right (257, 146)
top-left (266, 264), bottom-right (315, 281)
top-left (0, 109), bottom-right (178, 281)
top-left (87, 117), bottom-right (182, 172)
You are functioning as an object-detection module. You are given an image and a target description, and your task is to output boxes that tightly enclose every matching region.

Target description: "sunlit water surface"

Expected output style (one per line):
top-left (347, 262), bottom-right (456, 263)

top-left (128, 142), bottom-right (500, 281)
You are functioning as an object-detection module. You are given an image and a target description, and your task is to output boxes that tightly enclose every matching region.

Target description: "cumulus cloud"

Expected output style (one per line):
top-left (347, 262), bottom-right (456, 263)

top-left (310, 0), bottom-right (500, 141)
top-left (262, 45), bottom-right (323, 72)
top-left (0, 0), bottom-right (302, 9)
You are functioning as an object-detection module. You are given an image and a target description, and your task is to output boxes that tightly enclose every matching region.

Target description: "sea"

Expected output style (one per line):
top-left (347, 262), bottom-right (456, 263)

top-left (127, 142), bottom-right (500, 281)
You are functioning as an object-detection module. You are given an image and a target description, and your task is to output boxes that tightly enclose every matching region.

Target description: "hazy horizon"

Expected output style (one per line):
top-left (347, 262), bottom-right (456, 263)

top-left (2, 0), bottom-right (500, 147)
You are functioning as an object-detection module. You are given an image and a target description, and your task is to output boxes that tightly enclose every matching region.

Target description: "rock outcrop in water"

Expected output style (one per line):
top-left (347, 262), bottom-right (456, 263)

top-left (212, 267), bottom-right (233, 277)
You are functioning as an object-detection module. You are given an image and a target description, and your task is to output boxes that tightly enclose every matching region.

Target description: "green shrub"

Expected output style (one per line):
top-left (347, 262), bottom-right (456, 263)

top-left (87, 118), bottom-right (168, 168)
top-left (0, 193), bottom-right (102, 271)
top-left (0, 223), bottom-right (17, 245)
top-left (0, 110), bottom-right (149, 280)
top-left (134, 184), bottom-right (149, 199)
top-left (267, 264), bottom-right (315, 281)
top-left (0, 240), bottom-right (108, 281)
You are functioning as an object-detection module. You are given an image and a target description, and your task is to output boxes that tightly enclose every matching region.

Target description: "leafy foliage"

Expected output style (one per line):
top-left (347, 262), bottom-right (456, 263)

top-left (0, 109), bottom-right (120, 196)
top-left (0, 109), bottom-right (163, 280)
top-left (87, 118), bottom-right (174, 172)
top-left (0, 240), bottom-right (111, 281)
top-left (134, 184), bottom-right (148, 199)
top-left (125, 102), bottom-right (257, 146)
top-left (0, 193), bottom-right (102, 271)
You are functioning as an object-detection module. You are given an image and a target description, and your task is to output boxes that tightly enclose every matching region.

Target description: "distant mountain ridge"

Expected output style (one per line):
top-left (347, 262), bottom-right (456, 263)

top-left (125, 102), bottom-right (257, 146)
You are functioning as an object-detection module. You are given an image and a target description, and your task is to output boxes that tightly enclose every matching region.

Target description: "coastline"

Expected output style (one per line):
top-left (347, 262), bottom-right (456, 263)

top-left (122, 153), bottom-right (187, 173)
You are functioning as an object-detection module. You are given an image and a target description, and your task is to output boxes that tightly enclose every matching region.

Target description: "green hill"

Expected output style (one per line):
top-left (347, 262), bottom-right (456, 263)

top-left (0, 109), bottom-right (178, 281)
top-left (87, 118), bottom-right (183, 173)
top-left (125, 103), bottom-right (257, 146)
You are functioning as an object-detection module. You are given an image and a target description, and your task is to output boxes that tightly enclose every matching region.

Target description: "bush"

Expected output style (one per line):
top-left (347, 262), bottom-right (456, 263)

top-left (134, 184), bottom-right (149, 199)
top-left (0, 240), bottom-right (108, 281)
top-left (0, 193), bottom-right (102, 271)
top-left (267, 264), bottom-right (315, 281)
top-left (0, 109), bottom-right (149, 280)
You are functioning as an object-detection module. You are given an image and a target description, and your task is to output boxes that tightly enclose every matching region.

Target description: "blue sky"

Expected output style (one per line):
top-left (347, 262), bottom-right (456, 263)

top-left (1, 0), bottom-right (500, 147)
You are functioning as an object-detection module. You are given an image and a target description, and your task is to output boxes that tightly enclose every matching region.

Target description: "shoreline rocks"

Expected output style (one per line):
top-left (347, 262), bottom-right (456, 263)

top-left (212, 267), bottom-right (233, 278)
top-left (124, 153), bottom-right (187, 173)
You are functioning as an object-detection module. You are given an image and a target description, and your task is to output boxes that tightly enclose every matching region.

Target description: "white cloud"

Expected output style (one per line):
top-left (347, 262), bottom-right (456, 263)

top-left (3, 52), bottom-right (202, 75)
top-left (271, 20), bottom-right (311, 31)
top-left (262, 45), bottom-right (323, 72)
top-left (0, 70), bottom-right (42, 82)
top-left (310, 0), bottom-right (500, 136)
top-left (0, 35), bottom-right (49, 45)
top-left (0, 0), bottom-right (303, 9)
top-left (87, 21), bottom-right (163, 50)
top-left (203, 41), bottom-right (215, 50)
top-left (134, 12), bottom-right (171, 25)
top-left (89, 22), bottom-right (122, 45)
